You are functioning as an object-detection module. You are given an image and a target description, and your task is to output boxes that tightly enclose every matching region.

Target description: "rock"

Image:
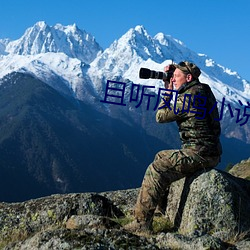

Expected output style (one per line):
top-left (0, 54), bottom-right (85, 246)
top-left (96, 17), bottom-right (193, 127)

top-left (65, 214), bottom-right (120, 230)
top-left (156, 232), bottom-right (228, 250)
top-left (101, 188), bottom-right (140, 215)
top-left (229, 158), bottom-right (250, 180)
top-left (4, 228), bottom-right (161, 250)
top-left (235, 240), bottom-right (250, 250)
top-left (165, 169), bottom-right (250, 241)
top-left (0, 193), bottom-right (124, 248)
top-left (1, 168), bottom-right (250, 249)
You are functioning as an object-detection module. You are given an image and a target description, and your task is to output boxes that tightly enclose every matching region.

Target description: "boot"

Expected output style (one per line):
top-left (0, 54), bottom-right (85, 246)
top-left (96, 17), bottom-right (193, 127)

top-left (124, 218), bottom-right (153, 234)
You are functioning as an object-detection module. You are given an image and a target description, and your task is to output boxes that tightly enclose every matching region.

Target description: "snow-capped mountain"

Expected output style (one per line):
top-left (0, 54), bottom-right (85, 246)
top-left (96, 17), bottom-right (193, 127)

top-left (86, 25), bottom-right (250, 147)
top-left (0, 22), bottom-right (250, 200)
top-left (89, 25), bottom-right (250, 105)
top-left (0, 21), bottom-right (103, 101)
top-left (0, 22), bottom-right (250, 142)
top-left (1, 22), bottom-right (249, 104)
top-left (0, 52), bottom-right (98, 101)
top-left (3, 21), bottom-right (102, 64)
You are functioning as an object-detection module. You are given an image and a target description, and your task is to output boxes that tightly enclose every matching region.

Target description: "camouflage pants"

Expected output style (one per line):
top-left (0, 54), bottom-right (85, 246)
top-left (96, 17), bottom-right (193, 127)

top-left (134, 149), bottom-right (220, 222)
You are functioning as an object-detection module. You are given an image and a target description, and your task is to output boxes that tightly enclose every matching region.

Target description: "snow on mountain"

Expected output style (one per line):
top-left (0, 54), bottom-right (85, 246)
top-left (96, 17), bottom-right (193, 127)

top-left (89, 25), bottom-right (250, 107)
top-left (88, 26), bottom-right (174, 77)
top-left (0, 52), bottom-right (98, 102)
top-left (0, 22), bottom-right (249, 110)
top-left (0, 22), bottom-right (103, 102)
top-left (87, 25), bottom-right (250, 144)
top-left (5, 21), bottom-right (102, 64)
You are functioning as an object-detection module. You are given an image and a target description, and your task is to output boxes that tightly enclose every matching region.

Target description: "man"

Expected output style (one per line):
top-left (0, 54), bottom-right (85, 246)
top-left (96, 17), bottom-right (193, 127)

top-left (124, 61), bottom-right (222, 233)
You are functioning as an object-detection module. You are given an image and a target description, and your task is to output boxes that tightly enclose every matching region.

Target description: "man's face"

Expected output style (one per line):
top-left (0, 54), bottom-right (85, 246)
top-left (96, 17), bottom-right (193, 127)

top-left (172, 68), bottom-right (188, 90)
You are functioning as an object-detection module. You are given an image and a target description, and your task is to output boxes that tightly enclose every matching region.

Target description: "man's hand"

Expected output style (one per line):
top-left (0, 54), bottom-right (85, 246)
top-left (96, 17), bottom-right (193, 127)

top-left (163, 65), bottom-right (173, 93)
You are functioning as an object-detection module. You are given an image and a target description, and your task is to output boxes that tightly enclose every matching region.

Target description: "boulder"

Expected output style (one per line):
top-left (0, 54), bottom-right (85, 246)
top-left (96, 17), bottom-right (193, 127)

top-left (165, 169), bottom-right (250, 241)
top-left (1, 168), bottom-right (250, 249)
top-left (0, 193), bottom-right (124, 248)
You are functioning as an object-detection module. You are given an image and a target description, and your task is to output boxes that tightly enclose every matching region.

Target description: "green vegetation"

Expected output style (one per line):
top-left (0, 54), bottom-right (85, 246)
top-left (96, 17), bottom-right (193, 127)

top-left (152, 216), bottom-right (174, 234)
top-left (113, 214), bottom-right (174, 234)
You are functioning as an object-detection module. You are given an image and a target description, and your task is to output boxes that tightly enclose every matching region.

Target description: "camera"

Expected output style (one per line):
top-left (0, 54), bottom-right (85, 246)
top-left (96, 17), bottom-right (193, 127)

top-left (139, 65), bottom-right (176, 82)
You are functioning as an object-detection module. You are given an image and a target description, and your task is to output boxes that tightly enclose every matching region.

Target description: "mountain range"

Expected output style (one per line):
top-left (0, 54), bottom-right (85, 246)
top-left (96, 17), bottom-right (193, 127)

top-left (0, 21), bottom-right (249, 201)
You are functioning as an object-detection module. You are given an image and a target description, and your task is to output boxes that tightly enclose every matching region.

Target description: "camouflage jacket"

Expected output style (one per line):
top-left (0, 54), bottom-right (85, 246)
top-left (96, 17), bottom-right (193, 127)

top-left (156, 80), bottom-right (222, 157)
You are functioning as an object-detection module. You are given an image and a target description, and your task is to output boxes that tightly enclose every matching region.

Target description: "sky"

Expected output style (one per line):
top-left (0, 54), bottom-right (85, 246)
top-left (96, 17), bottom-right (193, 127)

top-left (0, 0), bottom-right (250, 81)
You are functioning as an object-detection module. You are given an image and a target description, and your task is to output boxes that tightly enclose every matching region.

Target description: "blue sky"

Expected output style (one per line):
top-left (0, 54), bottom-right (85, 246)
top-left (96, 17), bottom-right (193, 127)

top-left (1, 0), bottom-right (250, 81)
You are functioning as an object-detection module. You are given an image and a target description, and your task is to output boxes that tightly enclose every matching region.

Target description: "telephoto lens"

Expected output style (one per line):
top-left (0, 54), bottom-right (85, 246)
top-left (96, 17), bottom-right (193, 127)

top-left (139, 68), bottom-right (167, 80)
top-left (139, 65), bottom-right (176, 82)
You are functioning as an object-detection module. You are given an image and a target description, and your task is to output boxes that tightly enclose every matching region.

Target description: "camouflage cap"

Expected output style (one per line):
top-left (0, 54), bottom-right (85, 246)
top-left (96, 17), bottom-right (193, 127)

top-left (176, 61), bottom-right (201, 79)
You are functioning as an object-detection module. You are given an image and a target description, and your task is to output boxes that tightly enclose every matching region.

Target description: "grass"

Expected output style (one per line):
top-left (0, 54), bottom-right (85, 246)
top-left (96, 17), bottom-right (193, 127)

top-left (113, 214), bottom-right (174, 235)
top-left (112, 216), bottom-right (134, 227)
top-left (152, 216), bottom-right (174, 234)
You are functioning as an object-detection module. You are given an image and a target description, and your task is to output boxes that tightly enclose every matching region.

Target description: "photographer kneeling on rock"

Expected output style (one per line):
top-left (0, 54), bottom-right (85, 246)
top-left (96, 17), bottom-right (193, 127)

top-left (124, 61), bottom-right (222, 233)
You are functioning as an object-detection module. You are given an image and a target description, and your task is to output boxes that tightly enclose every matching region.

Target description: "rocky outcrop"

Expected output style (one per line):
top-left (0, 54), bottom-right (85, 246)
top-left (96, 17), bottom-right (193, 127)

top-left (229, 158), bottom-right (250, 180)
top-left (0, 169), bottom-right (250, 249)
top-left (165, 169), bottom-right (250, 240)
